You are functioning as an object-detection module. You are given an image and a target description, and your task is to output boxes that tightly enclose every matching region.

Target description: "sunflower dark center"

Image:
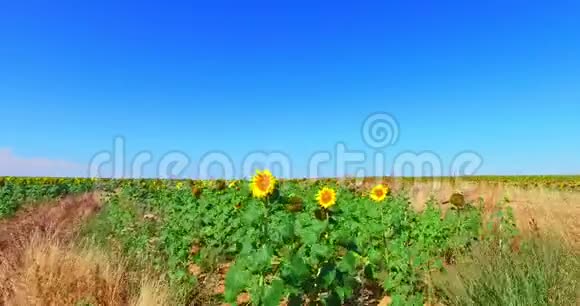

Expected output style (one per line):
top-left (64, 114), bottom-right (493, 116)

top-left (256, 175), bottom-right (270, 191)
top-left (321, 191), bottom-right (332, 203)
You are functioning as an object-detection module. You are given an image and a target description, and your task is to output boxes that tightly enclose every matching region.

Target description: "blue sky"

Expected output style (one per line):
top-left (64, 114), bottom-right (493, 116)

top-left (1, 1), bottom-right (579, 178)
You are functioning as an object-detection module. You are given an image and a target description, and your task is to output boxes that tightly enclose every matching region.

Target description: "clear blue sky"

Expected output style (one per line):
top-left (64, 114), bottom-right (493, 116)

top-left (1, 1), bottom-right (579, 178)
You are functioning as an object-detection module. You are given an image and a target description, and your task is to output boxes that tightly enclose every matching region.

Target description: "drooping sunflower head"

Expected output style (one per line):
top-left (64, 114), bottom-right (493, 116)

top-left (316, 187), bottom-right (337, 209)
top-left (214, 179), bottom-right (227, 191)
top-left (370, 184), bottom-right (389, 202)
top-left (449, 192), bottom-right (465, 208)
top-left (287, 195), bottom-right (304, 212)
top-left (191, 185), bottom-right (203, 198)
top-left (250, 169), bottom-right (276, 199)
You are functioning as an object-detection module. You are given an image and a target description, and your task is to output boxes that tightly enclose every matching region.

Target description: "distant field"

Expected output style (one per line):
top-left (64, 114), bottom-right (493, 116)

top-left (0, 175), bottom-right (578, 305)
top-left (398, 175), bottom-right (580, 191)
top-left (2, 175), bottom-right (580, 218)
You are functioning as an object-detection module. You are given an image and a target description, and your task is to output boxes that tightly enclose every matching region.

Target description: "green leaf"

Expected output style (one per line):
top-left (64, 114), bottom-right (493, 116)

top-left (241, 202), bottom-right (263, 225)
top-left (335, 285), bottom-right (354, 302)
top-left (337, 251), bottom-right (357, 274)
top-left (296, 217), bottom-right (326, 245)
top-left (321, 269), bottom-right (336, 287)
top-left (224, 264), bottom-right (251, 302)
top-left (253, 244), bottom-right (274, 272)
top-left (311, 243), bottom-right (331, 259)
top-left (282, 255), bottom-right (310, 283)
top-left (262, 278), bottom-right (285, 306)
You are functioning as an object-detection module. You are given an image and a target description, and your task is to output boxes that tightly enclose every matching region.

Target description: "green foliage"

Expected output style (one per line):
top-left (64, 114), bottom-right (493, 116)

top-left (393, 175), bottom-right (580, 192)
top-left (0, 177), bottom-right (97, 217)
top-left (79, 178), bottom-right (500, 305)
top-left (3, 176), bottom-right (574, 305)
top-left (434, 235), bottom-right (580, 306)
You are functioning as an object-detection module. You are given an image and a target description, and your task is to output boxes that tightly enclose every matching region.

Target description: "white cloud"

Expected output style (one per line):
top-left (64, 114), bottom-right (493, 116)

top-left (0, 148), bottom-right (86, 177)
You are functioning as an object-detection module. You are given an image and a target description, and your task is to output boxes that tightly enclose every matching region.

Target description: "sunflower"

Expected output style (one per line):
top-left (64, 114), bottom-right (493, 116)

top-left (228, 180), bottom-right (238, 188)
top-left (191, 185), bottom-right (203, 198)
top-left (214, 179), bottom-right (227, 191)
top-left (176, 182), bottom-right (184, 190)
top-left (249, 169), bottom-right (276, 198)
top-left (316, 187), bottom-right (337, 209)
top-left (370, 184), bottom-right (389, 202)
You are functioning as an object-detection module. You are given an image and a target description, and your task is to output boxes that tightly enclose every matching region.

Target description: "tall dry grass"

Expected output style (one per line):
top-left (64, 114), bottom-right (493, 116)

top-left (433, 234), bottom-right (580, 306)
top-left (396, 178), bottom-right (580, 248)
top-left (132, 278), bottom-right (171, 306)
top-left (5, 236), bottom-right (170, 306)
top-left (393, 178), bottom-right (580, 305)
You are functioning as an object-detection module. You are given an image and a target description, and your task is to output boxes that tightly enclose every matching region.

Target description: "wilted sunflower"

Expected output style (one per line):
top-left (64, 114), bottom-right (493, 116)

top-left (250, 169), bottom-right (276, 198)
top-left (191, 185), bottom-right (203, 198)
top-left (449, 191), bottom-right (465, 208)
top-left (286, 195), bottom-right (304, 212)
top-left (316, 187), bottom-right (337, 209)
top-left (370, 184), bottom-right (389, 202)
top-left (214, 179), bottom-right (227, 191)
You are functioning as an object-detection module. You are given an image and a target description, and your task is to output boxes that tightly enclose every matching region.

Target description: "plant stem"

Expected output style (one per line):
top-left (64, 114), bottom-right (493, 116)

top-left (263, 197), bottom-right (270, 244)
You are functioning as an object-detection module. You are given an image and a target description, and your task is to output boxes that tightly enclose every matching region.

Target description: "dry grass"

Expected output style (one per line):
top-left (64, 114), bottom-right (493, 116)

top-left (6, 236), bottom-right (171, 306)
top-left (401, 179), bottom-right (580, 305)
top-left (131, 278), bottom-right (171, 306)
top-left (1, 181), bottom-right (578, 305)
top-left (432, 234), bottom-right (580, 306)
top-left (0, 193), bottom-right (102, 304)
top-left (394, 179), bottom-right (580, 248)
top-left (338, 176), bottom-right (579, 248)
top-left (9, 237), bottom-right (127, 305)
top-left (0, 193), bottom-right (170, 306)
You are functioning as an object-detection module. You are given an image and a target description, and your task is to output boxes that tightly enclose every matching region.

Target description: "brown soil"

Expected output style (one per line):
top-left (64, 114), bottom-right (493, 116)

top-left (0, 193), bottom-right (102, 304)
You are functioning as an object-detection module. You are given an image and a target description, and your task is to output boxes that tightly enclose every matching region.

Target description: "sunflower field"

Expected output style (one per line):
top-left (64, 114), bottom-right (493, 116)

top-left (395, 175), bottom-right (580, 191)
top-left (0, 174), bottom-right (528, 305)
top-left (0, 176), bottom-right (98, 217)
top-left (80, 172), bottom-right (520, 306)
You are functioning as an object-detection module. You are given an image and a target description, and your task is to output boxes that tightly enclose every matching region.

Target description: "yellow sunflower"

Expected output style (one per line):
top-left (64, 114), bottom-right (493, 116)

top-left (250, 169), bottom-right (276, 198)
top-left (316, 187), bottom-right (337, 209)
top-left (228, 180), bottom-right (238, 188)
top-left (370, 184), bottom-right (388, 202)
